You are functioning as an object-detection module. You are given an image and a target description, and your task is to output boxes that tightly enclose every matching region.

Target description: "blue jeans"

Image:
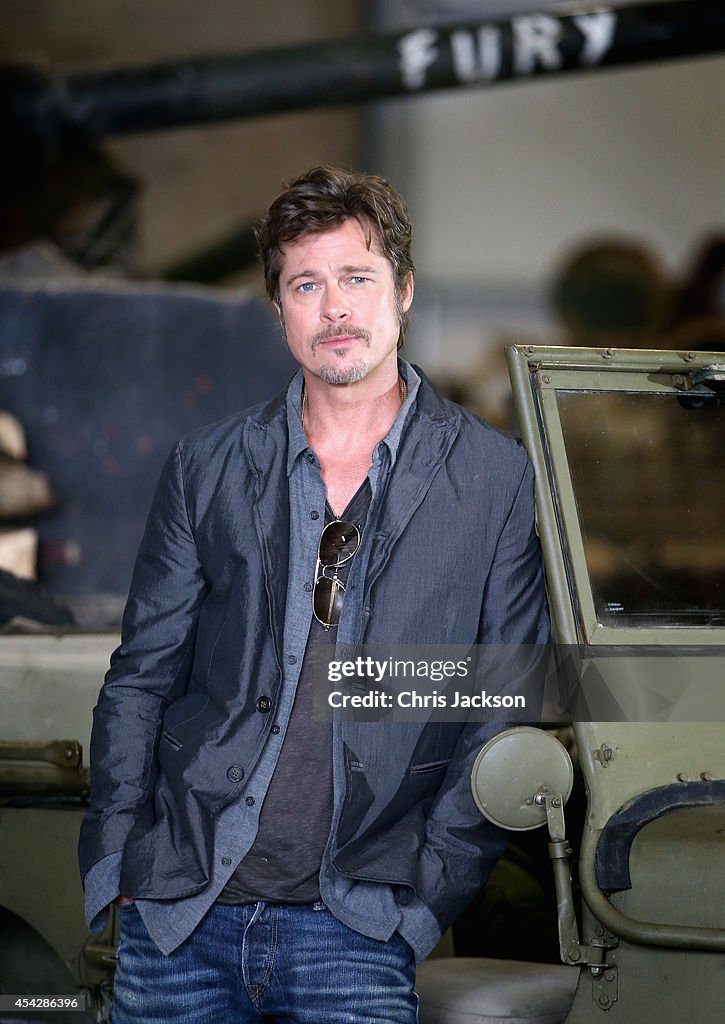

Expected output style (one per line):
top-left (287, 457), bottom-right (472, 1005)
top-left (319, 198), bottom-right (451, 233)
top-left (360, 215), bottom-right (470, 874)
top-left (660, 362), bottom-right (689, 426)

top-left (112, 901), bottom-right (419, 1023)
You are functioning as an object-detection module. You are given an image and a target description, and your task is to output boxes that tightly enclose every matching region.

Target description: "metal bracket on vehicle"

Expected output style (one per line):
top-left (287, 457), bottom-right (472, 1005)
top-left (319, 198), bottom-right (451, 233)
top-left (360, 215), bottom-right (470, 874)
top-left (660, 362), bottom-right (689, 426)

top-left (591, 962), bottom-right (619, 1012)
top-left (672, 364), bottom-right (725, 393)
top-left (0, 739), bottom-right (89, 795)
top-left (543, 793), bottom-right (612, 969)
top-left (0, 740), bottom-right (82, 768)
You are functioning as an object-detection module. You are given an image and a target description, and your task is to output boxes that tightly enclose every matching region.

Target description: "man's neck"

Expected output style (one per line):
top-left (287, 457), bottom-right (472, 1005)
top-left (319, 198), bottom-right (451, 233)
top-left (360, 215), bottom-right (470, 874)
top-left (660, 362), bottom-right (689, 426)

top-left (301, 369), bottom-right (407, 516)
top-left (301, 371), bottom-right (406, 458)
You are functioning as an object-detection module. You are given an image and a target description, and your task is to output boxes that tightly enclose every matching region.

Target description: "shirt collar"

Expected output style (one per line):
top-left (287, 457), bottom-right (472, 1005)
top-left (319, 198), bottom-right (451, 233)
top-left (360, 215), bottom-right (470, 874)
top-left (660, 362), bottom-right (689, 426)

top-left (286, 369), bottom-right (308, 476)
top-left (285, 360), bottom-right (421, 477)
top-left (383, 359), bottom-right (420, 468)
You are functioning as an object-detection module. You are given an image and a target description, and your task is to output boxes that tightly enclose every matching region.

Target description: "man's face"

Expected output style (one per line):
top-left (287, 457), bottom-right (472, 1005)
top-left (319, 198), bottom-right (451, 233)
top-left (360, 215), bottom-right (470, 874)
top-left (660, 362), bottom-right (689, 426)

top-left (276, 218), bottom-right (413, 388)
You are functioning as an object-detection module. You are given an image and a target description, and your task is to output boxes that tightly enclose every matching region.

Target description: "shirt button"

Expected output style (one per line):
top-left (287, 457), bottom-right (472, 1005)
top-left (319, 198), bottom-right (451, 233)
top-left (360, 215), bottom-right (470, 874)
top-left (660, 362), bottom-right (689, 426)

top-left (245, 796), bottom-right (256, 807)
top-left (306, 453), bottom-right (315, 463)
top-left (256, 696), bottom-right (271, 713)
top-left (304, 582), bottom-right (313, 592)
top-left (287, 655), bottom-right (297, 665)
top-left (227, 765), bottom-right (244, 783)
top-left (221, 857), bottom-right (231, 866)
top-left (310, 510), bottom-right (320, 520)
top-left (271, 724), bottom-right (281, 735)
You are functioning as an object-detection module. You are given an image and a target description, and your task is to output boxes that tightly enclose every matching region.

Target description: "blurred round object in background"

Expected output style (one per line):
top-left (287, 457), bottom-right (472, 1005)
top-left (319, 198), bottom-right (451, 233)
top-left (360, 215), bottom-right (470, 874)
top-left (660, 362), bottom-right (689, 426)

top-left (551, 237), bottom-right (671, 348)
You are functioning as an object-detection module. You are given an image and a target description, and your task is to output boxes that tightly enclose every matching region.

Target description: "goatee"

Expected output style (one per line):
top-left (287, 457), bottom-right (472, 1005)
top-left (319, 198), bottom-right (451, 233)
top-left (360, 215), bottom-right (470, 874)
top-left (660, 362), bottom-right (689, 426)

top-left (317, 360), bottom-right (370, 385)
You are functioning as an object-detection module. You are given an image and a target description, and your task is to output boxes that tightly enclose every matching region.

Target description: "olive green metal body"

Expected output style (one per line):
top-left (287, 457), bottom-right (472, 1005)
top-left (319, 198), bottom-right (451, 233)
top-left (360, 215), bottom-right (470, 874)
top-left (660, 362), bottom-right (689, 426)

top-left (509, 347), bottom-right (725, 1022)
top-left (0, 635), bottom-right (118, 1020)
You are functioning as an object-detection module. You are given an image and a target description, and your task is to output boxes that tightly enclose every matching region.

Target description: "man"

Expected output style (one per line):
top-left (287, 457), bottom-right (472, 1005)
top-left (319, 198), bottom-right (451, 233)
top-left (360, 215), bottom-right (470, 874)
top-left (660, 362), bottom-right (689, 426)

top-left (79, 166), bottom-right (549, 1023)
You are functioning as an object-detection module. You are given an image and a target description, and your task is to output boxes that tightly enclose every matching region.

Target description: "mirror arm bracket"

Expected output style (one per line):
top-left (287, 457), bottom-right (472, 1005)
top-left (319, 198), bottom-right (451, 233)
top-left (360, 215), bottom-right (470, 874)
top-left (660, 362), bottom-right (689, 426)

top-left (544, 794), bottom-right (609, 968)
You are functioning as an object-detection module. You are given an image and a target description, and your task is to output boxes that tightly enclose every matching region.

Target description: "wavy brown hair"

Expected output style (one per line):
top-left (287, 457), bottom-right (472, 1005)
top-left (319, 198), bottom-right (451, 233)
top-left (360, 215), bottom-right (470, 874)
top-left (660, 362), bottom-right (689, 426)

top-left (256, 166), bottom-right (415, 346)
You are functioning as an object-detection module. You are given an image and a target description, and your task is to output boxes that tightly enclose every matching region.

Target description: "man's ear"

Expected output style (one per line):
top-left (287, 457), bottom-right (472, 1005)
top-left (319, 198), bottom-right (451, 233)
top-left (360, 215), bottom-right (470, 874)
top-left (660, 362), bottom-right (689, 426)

top-left (400, 272), bottom-right (414, 312)
top-left (274, 298), bottom-right (285, 326)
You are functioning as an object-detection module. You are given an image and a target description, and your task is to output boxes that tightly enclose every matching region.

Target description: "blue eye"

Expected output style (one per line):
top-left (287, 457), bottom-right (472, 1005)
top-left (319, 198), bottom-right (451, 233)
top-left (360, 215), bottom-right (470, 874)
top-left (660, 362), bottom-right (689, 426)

top-left (298, 282), bottom-right (316, 293)
top-left (350, 276), bottom-right (368, 285)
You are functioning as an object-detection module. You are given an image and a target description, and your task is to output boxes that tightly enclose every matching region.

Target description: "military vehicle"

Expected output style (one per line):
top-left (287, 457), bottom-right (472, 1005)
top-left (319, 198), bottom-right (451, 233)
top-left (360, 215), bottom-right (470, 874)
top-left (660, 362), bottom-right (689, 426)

top-left (416, 344), bottom-right (725, 1023)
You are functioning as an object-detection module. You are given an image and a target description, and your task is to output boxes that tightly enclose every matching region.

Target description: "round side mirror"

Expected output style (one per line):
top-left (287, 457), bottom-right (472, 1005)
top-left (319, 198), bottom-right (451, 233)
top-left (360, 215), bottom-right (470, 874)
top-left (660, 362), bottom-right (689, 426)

top-left (471, 726), bottom-right (573, 831)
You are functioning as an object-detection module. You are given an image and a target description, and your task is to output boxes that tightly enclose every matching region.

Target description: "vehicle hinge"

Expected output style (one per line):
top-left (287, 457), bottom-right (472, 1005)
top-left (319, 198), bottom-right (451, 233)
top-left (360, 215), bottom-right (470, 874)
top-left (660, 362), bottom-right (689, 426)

top-left (560, 938), bottom-right (608, 969)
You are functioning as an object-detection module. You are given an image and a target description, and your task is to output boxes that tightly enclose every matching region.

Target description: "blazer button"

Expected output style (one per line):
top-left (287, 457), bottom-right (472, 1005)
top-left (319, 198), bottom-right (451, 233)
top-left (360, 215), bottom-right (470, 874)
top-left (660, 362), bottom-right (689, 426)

top-left (256, 696), bottom-right (271, 713)
top-left (227, 765), bottom-right (244, 783)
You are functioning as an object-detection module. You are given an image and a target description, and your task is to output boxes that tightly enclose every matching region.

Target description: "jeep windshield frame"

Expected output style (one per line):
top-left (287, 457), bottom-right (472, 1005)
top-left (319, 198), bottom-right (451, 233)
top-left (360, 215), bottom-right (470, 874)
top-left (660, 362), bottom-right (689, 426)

top-left (507, 345), bottom-right (725, 647)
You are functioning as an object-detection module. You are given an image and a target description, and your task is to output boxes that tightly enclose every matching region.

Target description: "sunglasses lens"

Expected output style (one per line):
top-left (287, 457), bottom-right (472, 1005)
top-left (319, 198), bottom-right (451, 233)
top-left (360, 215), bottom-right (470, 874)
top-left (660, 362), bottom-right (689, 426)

top-left (313, 576), bottom-right (345, 626)
top-left (318, 520), bottom-right (359, 565)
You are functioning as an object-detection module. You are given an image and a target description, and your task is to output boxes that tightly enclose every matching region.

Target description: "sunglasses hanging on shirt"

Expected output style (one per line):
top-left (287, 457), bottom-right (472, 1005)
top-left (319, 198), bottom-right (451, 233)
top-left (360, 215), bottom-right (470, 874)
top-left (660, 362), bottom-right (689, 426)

top-left (313, 519), bottom-right (361, 630)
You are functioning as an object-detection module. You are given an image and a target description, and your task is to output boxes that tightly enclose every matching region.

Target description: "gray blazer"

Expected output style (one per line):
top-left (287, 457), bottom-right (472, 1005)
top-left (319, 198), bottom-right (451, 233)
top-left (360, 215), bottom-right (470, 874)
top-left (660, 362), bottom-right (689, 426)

top-left (79, 368), bottom-right (549, 953)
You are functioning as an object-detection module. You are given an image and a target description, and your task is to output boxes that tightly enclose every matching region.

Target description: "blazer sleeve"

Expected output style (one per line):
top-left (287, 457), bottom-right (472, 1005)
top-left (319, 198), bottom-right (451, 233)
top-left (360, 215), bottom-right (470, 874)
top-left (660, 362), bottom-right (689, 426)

top-left (78, 441), bottom-right (210, 883)
top-left (399, 452), bottom-right (550, 958)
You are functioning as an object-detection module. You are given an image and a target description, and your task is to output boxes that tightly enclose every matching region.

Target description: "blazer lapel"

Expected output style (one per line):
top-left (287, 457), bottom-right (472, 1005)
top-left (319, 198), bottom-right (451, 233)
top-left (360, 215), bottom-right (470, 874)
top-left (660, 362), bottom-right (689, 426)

top-left (363, 393), bottom-right (458, 604)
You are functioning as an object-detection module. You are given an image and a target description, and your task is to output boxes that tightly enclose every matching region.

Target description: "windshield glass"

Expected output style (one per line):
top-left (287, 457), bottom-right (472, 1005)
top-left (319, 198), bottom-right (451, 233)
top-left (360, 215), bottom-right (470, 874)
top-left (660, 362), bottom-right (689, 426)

top-left (556, 389), bottom-right (724, 628)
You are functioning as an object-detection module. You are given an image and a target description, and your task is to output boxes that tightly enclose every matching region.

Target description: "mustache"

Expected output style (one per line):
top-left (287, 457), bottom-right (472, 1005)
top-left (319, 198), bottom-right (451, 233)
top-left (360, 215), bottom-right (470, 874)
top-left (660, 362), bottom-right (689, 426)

top-left (311, 325), bottom-right (371, 350)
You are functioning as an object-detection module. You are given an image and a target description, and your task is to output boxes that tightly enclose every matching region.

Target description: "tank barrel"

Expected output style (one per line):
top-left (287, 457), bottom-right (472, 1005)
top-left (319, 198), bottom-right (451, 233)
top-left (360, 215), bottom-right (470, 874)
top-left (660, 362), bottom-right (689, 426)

top-left (4, 1), bottom-right (725, 141)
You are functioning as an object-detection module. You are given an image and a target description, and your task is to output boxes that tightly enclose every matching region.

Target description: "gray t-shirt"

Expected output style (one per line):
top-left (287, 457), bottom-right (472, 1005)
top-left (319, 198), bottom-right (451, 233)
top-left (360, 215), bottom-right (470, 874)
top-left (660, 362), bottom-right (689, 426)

top-left (218, 479), bottom-right (372, 904)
